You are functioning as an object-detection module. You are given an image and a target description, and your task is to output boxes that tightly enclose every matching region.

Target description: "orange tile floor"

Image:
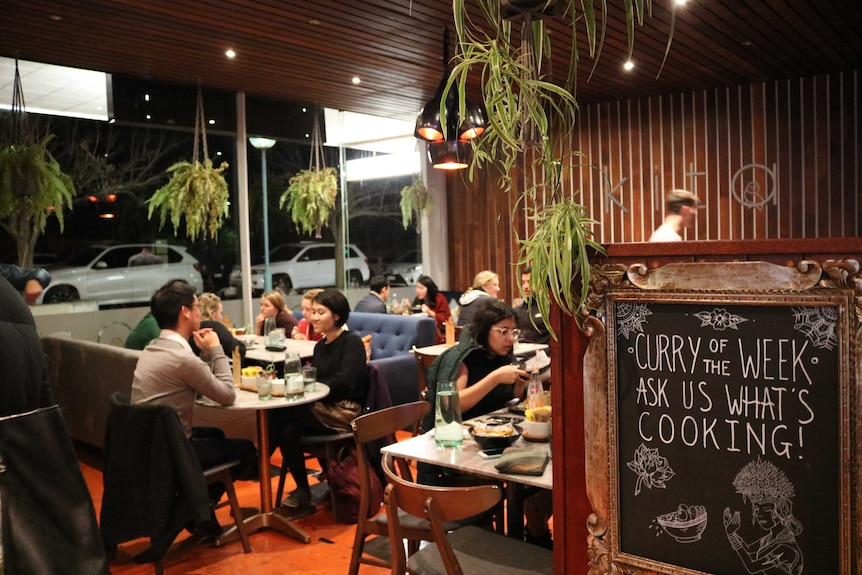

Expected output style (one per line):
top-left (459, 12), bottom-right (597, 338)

top-left (78, 444), bottom-right (390, 575)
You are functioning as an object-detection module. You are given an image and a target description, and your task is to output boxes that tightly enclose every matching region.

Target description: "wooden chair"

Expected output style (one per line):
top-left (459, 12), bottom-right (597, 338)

top-left (412, 347), bottom-right (437, 435)
top-left (348, 401), bottom-right (432, 575)
top-left (382, 453), bottom-right (553, 575)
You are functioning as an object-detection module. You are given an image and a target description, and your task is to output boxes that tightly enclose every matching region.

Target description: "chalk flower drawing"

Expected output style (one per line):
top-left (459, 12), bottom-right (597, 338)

top-left (792, 306), bottom-right (837, 350)
top-left (627, 443), bottom-right (675, 495)
top-left (724, 458), bottom-right (804, 575)
top-left (617, 302), bottom-right (652, 339)
top-left (694, 308), bottom-right (748, 331)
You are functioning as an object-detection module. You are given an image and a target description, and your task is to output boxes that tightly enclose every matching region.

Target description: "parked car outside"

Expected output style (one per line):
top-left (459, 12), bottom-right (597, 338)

top-left (386, 249), bottom-right (423, 286)
top-left (36, 244), bottom-right (203, 306)
top-left (229, 242), bottom-right (370, 295)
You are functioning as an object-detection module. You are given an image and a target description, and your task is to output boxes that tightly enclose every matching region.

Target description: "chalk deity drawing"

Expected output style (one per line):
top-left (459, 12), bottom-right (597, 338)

top-left (654, 504), bottom-right (708, 543)
top-left (617, 302), bottom-right (652, 340)
top-left (730, 164), bottom-right (778, 209)
top-left (627, 443), bottom-right (675, 495)
top-left (693, 307), bottom-right (748, 331)
top-left (724, 459), bottom-right (804, 575)
top-left (792, 306), bottom-right (838, 350)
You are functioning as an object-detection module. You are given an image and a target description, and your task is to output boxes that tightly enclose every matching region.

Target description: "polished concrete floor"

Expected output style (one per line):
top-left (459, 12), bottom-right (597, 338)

top-left (79, 444), bottom-right (391, 575)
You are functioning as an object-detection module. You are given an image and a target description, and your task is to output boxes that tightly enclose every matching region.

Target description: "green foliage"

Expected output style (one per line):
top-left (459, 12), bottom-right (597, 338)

top-left (516, 198), bottom-right (604, 338)
top-left (399, 177), bottom-right (432, 229)
top-left (147, 158), bottom-right (230, 241)
top-left (279, 167), bottom-right (338, 236)
top-left (0, 134), bottom-right (76, 232)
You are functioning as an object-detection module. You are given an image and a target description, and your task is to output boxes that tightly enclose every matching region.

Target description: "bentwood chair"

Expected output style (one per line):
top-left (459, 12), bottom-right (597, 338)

top-left (347, 401), bottom-right (432, 575)
top-left (382, 453), bottom-right (553, 575)
top-left (412, 347), bottom-right (437, 435)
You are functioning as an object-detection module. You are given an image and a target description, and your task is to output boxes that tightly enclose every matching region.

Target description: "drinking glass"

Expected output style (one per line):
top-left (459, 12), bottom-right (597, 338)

top-left (256, 375), bottom-right (272, 401)
top-left (434, 380), bottom-right (462, 448)
top-left (302, 366), bottom-right (317, 393)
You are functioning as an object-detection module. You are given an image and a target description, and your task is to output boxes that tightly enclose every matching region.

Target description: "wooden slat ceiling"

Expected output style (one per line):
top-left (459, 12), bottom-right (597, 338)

top-left (1, 0), bottom-right (860, 123)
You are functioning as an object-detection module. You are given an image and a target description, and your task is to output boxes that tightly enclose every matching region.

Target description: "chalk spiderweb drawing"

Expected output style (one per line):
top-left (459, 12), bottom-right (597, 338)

top-left (617, 302), bottom-right (652, 340)
top-left (792, 306), bottom-right (837, 350)
top-left (693, 308), bottom-right (748, 331)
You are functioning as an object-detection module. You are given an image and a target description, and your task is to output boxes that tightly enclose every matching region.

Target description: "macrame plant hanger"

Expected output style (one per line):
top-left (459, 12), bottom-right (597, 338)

top-left (192, 85), bottom-right (209, 166)
top-left (8, 57), bottom-right (37, 196)
top-left (309, 112), bottom-right (326, 238)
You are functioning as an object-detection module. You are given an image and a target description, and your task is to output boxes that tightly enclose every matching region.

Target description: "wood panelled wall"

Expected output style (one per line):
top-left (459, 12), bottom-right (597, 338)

top-left (446, 70), bottom-right (861, 299)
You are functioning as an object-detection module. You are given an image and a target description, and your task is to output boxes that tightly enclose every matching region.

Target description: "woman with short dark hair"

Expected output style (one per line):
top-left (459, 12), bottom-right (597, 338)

top-left (270, 288), bottom-right (368, 509)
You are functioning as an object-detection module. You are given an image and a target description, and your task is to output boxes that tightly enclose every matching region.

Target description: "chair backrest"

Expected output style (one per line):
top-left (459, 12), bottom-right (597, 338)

top-left (349, 312), bottom-right (436, 359)
top-left (101, 392), bottom-right (211, 552)
top-left (412, 347), bottom-right (437, 399)
top-left (382, 453), bottom-right (503, 575)
top-left (351, 401), bottom-right (430, 519)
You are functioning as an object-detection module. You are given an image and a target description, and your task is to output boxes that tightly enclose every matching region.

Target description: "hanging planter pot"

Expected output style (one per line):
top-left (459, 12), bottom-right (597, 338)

top-left (147, 87), bottom-right (230, 241)
top-left (399, 177), bottom-right (432, 233)
top-left (279, 113), bottom-right (338, 237)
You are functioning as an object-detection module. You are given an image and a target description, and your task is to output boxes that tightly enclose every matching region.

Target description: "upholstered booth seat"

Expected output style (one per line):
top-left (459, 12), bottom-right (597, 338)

top-left (346, 312), bottom-right (436, 406)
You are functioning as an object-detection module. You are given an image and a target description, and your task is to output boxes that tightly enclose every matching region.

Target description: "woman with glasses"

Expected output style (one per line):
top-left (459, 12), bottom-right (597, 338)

top-left (420, 298), bottom-right (528, 433)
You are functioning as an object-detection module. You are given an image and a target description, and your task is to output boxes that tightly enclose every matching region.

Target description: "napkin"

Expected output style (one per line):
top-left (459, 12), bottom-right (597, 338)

top-left (494, 448), bottom-right (549, 476)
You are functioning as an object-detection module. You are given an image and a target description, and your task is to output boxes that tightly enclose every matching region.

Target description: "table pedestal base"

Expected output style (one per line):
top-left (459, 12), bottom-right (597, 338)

top-left (216, 509), bottom-right (312, 545)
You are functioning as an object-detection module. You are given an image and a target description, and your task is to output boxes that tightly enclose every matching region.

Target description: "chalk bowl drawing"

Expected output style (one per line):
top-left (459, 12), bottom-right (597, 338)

top-left (656, 504), bottom-right (708, 543)
top-left (694, 307), bottom-right (748, 331)
top-left (627, 443), bottom-right (675, 495)
top-left (617, 302), bottom-right (652, 340)
top-left (792, 306), bottom-right (837, 350)
top-left (730, 163), bottom-right (776, 209)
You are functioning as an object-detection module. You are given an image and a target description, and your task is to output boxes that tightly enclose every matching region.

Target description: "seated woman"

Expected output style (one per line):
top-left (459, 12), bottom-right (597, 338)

top-left (456, 270), bottom-right (500, 327)
top-left (410, 275), bottom-right (451, 343)
top-left (291, 288), bottom-right (323, 341)
top-left (421, 298), bottom-right (527, 434)
top-left (190, 292), bottom-right (246, 359)
top-left (255, 290), bottom-right (298, 335)
top-left (270, 289), bottom-right (368, 508)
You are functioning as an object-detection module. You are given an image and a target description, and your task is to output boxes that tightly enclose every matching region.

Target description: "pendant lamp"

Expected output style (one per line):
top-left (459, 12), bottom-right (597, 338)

top-left (414, 29), bottom-right (486, 170)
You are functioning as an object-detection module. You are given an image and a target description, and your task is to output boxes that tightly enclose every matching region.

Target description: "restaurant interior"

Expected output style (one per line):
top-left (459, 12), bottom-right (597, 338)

top-left (1, 1), bottom-right (860, 574)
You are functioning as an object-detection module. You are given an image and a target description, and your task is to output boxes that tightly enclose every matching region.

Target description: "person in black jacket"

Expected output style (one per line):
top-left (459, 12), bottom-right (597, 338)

top-left (0, 263), bottom-right (109, 573)
top-left (190, 292), bottom-right (246, 359)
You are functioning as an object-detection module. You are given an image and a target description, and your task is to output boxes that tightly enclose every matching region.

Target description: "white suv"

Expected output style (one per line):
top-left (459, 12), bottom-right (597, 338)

top-left (231, 242), bottom-right (370, 294)
top-left (37, 244), bottom-right (203, 306)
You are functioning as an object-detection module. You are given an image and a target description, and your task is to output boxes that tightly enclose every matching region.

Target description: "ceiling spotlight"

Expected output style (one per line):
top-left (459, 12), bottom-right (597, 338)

top-left (623, 60), bottom-right (635, 71)
top-left (352, 77), bottom-right (361, 85)
top-left (225, 49), bottom-right (236, 58)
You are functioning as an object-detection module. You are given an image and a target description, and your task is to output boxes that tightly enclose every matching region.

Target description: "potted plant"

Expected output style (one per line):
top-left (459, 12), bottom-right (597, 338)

top-left (444, 0), bottom-right (667, 332)
top-left (0, 59), bottom-right (76, 267)
top-left (147, 88), bottom-right (230, 241)
top-left (279, 114), bottom-right (337, 237)
top-left (399, 176), bottom-right (432, 231)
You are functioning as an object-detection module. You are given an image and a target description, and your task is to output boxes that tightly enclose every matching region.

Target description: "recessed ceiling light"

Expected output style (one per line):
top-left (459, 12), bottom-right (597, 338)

top-left (352, 77), bottom-right (361, 85)
top-left (225, 49), bottom-right (236, 58)
top-left (49, 14), bottom-right (62, 21)
top-left (144, 93), bottom-right (150, 102)
top-left (146, 114), bottom-right (151, 120)
top-left (309, 19), bottom-right (321, 25)
top-left (208, 119), bottom-right (215, 125)
top-left (623, 60), bottom-right (634, 71)
top-left (674, 0), bottom-right (687, 5)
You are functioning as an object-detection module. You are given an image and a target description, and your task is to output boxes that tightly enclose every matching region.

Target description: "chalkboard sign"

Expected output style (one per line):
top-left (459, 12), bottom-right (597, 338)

top-left (607, 293), bottom-right (851, 575)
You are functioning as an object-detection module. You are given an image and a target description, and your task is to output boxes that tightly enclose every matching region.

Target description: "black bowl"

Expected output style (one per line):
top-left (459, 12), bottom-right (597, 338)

top-left (469, 425), bottom-right (522, 450)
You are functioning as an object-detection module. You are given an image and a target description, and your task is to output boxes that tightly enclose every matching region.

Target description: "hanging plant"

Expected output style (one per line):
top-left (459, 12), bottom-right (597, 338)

top-left (0, 58), bottom-right (76, 267)
top-left (399, 177), bottom-right (432, 231)
top-left (517, 197), bottom-right (603, 337)
top-left (279, 113), bottom-right (337, 237)
top-left (147, 87), bottom-right (229, 241)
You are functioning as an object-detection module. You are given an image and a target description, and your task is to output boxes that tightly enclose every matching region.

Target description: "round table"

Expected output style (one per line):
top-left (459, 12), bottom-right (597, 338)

top-left (197, 383), bottom-right (330, 543)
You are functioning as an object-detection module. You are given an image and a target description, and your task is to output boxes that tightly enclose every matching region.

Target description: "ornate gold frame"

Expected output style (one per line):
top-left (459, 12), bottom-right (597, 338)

top-left (582, 260), bottom-right (860, 575)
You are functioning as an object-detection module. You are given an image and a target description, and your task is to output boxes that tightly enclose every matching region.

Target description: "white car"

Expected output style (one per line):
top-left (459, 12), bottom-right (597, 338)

top-left (37, 244), bottom-right (203, 306)
top-left (231, 242), bottom-right (370, 294)
top-left (386, 249), bottom-right (423, 286)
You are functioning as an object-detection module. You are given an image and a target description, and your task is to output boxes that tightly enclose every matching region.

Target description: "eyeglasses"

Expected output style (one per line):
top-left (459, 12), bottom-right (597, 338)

top-left (491, 327), bottom-right (521, 339)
